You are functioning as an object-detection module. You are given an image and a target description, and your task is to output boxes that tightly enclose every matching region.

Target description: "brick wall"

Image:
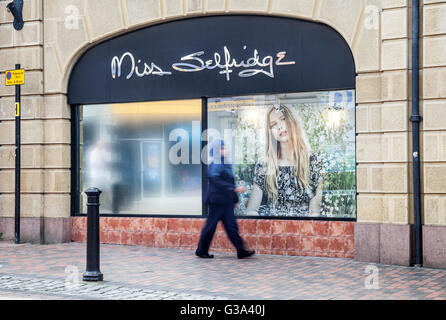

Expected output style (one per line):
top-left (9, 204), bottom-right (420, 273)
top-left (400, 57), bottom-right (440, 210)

top-left (72, 217), bottom-right (355, 258)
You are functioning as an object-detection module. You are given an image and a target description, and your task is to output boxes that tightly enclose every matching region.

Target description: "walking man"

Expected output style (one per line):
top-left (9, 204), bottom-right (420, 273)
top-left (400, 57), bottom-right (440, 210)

top-left (196, 139), bottom-right (255, 259)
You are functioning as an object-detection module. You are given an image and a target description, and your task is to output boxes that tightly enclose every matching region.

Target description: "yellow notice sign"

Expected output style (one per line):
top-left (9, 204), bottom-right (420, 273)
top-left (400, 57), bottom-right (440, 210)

top-left (5, 69), bottom-right (25, 86)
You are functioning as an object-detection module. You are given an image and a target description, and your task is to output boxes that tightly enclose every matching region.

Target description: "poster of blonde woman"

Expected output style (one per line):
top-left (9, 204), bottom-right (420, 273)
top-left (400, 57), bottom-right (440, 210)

top-left (208, 90), bottom-right (356, 218)
top-left (246, 105), bottom-right (324, 217)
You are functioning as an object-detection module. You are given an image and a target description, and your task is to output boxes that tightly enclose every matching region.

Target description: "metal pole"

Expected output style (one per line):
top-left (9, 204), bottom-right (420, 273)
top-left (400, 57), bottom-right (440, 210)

top-left (14, 63), bottom-right (21, 244)
top-left (82, 187), bottom-right (103, 281)
top-left (411, 0), bottom-right (423, 267)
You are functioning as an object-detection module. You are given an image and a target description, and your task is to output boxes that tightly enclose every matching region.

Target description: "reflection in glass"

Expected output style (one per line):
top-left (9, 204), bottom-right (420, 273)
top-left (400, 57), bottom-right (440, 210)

top-left (142, 141), bottom-right (162, 197)
top-left (80, 100), bottom-right (202, 215)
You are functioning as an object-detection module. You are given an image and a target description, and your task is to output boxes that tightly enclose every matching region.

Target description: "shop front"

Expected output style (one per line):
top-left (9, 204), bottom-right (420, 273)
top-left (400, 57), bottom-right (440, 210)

top-left (5, 0), bottom-right (442, 267)
top-left (69, 15), bottom-right (356, 258)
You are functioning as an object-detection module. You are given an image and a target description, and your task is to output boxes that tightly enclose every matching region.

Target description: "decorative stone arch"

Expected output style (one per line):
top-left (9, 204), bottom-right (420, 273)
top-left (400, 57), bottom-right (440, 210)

top-left (60, 5), bottom-right (366, 259)
top-left (66, 14), bottom-right (356, 103)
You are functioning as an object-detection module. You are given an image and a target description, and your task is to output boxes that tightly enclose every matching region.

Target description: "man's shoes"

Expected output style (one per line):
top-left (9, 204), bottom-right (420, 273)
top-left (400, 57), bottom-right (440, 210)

top-left (195, 251), bottom-right (214, 259)
top-left (237, 250), bottom-right (255, 259)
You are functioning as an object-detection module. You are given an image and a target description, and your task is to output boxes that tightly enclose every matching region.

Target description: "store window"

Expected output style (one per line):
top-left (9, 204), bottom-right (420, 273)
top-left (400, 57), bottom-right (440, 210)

top-left (208, 90), bottom-right (356, 218)
top-left (69, 15), bottom-right (357, 220)
top-left (79, 99), bottom-right (202, 215)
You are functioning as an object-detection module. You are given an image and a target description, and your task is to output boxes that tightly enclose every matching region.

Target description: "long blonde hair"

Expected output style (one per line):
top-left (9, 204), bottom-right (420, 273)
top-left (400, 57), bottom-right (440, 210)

top-left (264, 105), bottom-right (311, 203)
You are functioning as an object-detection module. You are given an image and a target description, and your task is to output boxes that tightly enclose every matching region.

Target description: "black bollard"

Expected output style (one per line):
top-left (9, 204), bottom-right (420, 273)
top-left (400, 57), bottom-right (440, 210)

top-left (83, 187), bottom-right (103, 281)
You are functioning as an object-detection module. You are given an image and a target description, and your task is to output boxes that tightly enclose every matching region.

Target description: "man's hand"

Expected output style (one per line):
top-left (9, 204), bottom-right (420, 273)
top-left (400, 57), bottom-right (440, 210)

top-left (234, 186), bottom-right (246, 193)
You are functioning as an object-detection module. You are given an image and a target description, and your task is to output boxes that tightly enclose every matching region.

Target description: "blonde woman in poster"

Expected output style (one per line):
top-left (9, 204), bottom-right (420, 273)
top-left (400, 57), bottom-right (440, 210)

top-left (246, 105), bottom-right (324, 217)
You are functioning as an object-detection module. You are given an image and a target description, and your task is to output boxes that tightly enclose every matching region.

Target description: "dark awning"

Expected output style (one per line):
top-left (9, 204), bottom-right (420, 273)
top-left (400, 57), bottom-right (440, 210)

top-left (68, 15), bottom-right (355, 105)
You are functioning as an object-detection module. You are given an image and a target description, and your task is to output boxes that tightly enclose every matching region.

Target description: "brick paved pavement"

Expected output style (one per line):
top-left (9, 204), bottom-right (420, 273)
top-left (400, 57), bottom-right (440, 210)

top-left (0, 274), bottom-right (221, 300)
top-left (0, 289), bottom-right (80, 300)
top-left (1, 241), bottom-right (446, 300)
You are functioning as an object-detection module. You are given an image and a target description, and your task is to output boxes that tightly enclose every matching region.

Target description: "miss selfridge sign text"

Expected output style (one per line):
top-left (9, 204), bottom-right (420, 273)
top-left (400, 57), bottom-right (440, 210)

top-left (111, 46), bottom-right (296, 82)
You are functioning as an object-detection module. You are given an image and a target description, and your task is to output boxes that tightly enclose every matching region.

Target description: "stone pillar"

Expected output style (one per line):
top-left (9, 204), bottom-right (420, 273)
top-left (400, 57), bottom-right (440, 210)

top-left (41, 0), bottom-right (77, 243)
top-left (421, 0), bottom-right (446, 269)
top-left (354, 0), bottom-right (413, 266)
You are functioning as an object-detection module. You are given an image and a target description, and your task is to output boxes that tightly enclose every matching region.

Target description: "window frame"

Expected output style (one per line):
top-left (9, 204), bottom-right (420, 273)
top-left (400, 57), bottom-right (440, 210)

top-left (71, 91), bottom-right (357, 222)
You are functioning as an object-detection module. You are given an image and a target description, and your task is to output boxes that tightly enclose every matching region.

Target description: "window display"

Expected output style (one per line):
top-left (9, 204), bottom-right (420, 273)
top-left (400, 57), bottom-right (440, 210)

top-left (207, 90), bottom-right (356, 218)
top-left (78, 90), bottom-right (356, 219)
top-left (80, 100), bottom-right (202, 215)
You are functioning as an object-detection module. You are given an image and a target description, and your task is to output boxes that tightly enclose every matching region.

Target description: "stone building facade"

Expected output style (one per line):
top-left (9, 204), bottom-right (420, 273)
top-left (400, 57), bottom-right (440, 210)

top-left (0, 0), bottom-right (445, 268)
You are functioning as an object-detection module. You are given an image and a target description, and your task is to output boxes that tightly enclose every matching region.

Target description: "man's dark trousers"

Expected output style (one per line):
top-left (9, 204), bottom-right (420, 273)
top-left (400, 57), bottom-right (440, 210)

top-left (197, 203), bottom-right (245, 255)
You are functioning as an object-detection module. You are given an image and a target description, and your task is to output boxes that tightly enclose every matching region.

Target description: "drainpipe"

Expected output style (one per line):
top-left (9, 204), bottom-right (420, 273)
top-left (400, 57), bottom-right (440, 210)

top-left (411, 0), bottom-right (423, 267)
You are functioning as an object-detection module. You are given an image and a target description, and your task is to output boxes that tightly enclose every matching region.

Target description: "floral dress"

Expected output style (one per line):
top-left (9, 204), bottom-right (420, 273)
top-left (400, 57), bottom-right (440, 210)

top-left (252, 153), bottom-right (324, 217)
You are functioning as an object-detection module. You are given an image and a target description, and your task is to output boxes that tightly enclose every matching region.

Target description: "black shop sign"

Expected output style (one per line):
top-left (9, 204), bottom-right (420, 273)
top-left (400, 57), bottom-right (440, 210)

top-left (68, 15), bottom-right (355, 104)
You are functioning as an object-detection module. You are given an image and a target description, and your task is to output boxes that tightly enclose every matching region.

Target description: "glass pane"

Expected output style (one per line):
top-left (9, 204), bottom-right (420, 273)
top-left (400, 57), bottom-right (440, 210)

top-left (207, 90), bottom-right (356, 218)
top-left (80, 100), bottom-right (202, 215)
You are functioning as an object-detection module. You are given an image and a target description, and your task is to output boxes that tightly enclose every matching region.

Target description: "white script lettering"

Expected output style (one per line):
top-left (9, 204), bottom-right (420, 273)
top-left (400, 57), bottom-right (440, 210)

top-left (111, 52), bottom-right (172, 79)
top-left (172, 46), bottom-right (295, 81)
top-left (111, 47), bottom-right (295, 81)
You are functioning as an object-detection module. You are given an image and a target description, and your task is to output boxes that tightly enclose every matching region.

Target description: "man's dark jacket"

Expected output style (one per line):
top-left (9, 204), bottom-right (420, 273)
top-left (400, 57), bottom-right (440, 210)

top-left (204, 162), bottom-right (239, 205)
